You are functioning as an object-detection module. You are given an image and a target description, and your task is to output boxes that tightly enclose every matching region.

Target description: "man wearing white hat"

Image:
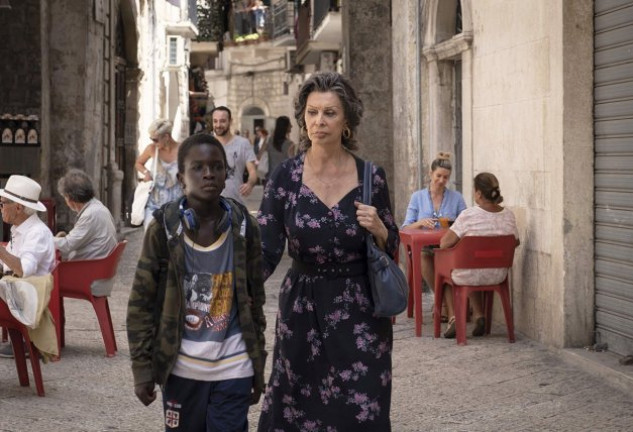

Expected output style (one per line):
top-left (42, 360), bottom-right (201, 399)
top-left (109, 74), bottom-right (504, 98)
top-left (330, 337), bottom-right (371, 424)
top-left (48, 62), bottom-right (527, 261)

top-left (0, 175), bottom-right (56, 358)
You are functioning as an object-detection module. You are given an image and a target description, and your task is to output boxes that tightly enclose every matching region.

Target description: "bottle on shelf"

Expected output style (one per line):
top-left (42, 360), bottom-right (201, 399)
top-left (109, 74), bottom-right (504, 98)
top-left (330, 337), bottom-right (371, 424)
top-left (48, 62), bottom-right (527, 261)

top-left (26, 115), bottom-right (39, 144)
top-left (1, 114), bottom-right (14, 144)
top-left (13, 114), bottom-right (26, 144)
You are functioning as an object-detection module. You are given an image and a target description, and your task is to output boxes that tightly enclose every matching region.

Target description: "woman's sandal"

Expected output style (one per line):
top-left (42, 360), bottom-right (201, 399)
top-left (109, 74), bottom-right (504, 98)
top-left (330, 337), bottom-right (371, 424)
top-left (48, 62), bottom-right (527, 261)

top-left (444, 316), bottom-right (456, 339)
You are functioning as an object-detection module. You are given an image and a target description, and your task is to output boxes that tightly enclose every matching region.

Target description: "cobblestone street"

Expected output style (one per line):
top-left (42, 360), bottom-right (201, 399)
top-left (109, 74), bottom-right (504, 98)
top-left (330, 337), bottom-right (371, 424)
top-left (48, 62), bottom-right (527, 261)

top-left (1, 186), bottom-right (633, 431)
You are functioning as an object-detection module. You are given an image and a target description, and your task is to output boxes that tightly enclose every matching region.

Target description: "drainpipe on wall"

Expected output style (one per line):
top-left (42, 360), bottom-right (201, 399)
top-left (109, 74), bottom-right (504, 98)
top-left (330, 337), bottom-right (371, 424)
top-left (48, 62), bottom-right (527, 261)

top-left (416, 0), bottom-right (423, 187)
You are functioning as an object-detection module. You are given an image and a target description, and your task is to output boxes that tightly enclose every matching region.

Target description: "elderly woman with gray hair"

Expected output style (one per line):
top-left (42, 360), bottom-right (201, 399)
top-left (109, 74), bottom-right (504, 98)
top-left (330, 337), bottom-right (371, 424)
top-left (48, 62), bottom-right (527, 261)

top-left (134, 119), bottom-right (183, 229)
top-left (55, 169), bottom-right (117, 298)
top-left (55, 169), bottom-right (117, 261)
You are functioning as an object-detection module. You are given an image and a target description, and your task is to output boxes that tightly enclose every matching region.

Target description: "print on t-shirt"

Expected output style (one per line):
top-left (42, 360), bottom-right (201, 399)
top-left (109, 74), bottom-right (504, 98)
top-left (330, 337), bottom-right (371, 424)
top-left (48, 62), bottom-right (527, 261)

top-left (184, 271), bottom-right (234, 339)
top-left (226, 150), bottom-right (238, 180)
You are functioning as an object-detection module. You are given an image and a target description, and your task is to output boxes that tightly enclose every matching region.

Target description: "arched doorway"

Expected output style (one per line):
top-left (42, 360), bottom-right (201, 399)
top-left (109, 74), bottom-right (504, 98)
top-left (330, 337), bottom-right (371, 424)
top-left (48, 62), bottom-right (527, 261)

top-left (241, 105), bottom-right (266, 138)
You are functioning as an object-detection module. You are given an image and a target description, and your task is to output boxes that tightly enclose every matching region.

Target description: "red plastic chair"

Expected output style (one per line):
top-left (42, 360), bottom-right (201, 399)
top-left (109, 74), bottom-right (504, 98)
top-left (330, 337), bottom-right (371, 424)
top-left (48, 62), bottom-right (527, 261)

top-left (0, 262), bottom-right (60, 396)
top-left (57, 241), bottom-right (127, 357)
top-left (1, 246), bottom-right (61, 353)
top-left (433, 235), bottom-right (517, 345)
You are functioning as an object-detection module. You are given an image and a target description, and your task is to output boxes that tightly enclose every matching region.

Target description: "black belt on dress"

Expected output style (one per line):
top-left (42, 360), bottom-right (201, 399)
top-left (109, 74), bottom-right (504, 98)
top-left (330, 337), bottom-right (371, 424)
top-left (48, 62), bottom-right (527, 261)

top-left (291, 259), bottom-right (368, 279)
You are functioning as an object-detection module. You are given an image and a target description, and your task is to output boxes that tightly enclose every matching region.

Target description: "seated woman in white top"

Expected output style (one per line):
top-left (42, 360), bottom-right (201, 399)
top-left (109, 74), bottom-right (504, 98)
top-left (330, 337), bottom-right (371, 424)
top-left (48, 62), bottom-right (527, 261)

top-left (439, 172), bottom-right (520, 339)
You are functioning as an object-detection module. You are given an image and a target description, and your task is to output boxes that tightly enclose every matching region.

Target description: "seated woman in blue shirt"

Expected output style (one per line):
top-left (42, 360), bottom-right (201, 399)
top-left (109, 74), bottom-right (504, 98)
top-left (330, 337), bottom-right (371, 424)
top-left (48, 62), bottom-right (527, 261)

top-left (402, 152), bottom-right (467, 331)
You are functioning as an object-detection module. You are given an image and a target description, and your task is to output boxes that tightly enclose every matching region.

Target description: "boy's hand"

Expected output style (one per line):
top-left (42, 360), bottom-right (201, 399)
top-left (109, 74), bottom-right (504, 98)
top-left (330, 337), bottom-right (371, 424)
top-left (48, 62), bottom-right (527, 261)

top-left (134, 381), bottom-right (157, 406)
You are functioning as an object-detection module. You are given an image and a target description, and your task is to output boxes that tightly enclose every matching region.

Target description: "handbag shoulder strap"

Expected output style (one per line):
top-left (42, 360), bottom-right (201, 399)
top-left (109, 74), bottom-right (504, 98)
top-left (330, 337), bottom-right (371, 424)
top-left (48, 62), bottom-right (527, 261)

top-left (151, 145), bottom-right (159, 179)
top-left (363, 160), bottom-right (373, 206)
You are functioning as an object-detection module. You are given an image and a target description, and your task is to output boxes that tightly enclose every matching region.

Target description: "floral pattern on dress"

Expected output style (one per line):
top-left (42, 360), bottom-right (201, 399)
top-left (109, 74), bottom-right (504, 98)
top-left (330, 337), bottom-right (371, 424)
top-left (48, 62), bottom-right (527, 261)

top-left (257, 153), bottom-right (399, 431)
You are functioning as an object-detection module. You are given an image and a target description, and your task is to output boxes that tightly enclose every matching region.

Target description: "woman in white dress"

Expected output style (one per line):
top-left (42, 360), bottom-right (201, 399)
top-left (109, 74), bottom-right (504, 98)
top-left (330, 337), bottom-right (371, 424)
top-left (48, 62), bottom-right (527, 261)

top-left (134, 119), bottom-right (183, 229)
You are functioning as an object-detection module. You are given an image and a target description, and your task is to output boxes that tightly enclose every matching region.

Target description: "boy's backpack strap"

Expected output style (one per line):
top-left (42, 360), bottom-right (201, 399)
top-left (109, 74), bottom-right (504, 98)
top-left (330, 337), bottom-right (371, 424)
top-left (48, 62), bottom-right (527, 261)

top-left (152, 206), bottom-right (173, 327)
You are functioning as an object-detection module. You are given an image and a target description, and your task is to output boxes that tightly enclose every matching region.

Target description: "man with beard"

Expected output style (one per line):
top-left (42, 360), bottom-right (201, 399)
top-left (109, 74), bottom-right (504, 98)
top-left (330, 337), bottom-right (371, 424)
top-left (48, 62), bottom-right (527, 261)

top-left (210, 106), bottom-right (257, 205)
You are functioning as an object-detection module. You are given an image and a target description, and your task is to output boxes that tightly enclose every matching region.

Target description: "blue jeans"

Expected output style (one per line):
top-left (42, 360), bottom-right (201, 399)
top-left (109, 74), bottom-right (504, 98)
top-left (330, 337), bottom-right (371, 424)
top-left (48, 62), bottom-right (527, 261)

top-left (162, 374), bottom-right (252, 432)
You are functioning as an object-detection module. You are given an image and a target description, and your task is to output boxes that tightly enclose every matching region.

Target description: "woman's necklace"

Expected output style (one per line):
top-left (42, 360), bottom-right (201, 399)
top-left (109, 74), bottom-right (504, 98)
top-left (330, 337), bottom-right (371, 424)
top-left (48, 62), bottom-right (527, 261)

top-left (306, 150), bottom-right (345, 188)
top-left (429, 187), bottom-right (445, 213)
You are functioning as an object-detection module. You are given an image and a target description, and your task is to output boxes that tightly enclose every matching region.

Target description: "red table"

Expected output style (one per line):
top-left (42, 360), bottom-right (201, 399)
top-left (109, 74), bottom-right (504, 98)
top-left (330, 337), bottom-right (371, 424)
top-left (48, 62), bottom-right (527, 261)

top-left (399, 228), bottom-right (447, 337)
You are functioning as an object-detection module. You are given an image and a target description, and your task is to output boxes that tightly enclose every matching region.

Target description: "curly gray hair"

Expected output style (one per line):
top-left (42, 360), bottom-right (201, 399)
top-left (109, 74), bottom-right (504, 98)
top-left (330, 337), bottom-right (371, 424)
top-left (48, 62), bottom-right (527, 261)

top-left (294, 72), bottom-right (363, 152)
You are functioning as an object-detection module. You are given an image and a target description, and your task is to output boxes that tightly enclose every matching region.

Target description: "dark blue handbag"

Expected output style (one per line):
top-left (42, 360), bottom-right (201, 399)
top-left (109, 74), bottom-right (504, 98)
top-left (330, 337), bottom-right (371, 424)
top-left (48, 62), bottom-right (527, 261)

top-left (363, 161), bottom-right (409, 317)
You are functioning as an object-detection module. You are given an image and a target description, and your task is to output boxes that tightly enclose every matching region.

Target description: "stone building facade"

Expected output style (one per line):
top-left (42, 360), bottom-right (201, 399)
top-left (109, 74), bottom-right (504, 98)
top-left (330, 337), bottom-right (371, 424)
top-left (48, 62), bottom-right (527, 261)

top-left (200, 1), bottom-right (299, 140)
top-left (389, 0), bottom-right (633, 356)
top-left (0, 0), bottom-right (196, 231)
top-left (210, 45), bottom-right (298, 136)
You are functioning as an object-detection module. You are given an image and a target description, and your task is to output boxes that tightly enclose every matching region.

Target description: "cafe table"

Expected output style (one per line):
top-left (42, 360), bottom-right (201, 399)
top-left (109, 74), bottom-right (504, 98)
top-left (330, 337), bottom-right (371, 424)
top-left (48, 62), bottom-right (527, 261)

top-left (399, 227), bottom-right (447, 337)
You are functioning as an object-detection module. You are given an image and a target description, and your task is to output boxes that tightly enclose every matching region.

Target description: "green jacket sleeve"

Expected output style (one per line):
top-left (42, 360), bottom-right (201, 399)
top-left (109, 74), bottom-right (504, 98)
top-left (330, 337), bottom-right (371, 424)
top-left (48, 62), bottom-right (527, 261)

top-left (126, 219), bottom-right (165, 386)
top-left (246, 213), bottom-right (266, 348)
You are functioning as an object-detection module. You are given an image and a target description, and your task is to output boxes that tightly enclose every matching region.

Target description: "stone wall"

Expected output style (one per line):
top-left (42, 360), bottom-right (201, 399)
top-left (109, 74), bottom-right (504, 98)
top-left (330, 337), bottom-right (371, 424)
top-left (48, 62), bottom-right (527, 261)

top-left (223, 45), bottom-right (295, 135)
top-left (47, 0), bottom-right (100, 229)
top-left (343, 0), bottom-right (394, 204)
top-left (428, 0), bottom-right (593, 347)
top-left (391, 0), bottom-right (425, 225)
top-left (468, 0), bottom-right (593, 347)
top-left (0, 0), bottom-right (41, 116)
top-left (389, 0), bottom-right (595, 348)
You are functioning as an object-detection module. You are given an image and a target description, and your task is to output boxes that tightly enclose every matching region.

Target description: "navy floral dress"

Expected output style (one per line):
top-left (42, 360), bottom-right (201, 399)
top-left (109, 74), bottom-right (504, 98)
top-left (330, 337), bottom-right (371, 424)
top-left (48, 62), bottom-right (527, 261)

top-left (257, 153), bottom-right (399, 431)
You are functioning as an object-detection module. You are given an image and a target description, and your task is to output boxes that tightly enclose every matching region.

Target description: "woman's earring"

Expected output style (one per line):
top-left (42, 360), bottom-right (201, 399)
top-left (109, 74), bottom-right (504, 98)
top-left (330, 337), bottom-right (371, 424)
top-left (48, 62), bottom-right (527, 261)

top-left (343, 126), bottom-right (352, 140)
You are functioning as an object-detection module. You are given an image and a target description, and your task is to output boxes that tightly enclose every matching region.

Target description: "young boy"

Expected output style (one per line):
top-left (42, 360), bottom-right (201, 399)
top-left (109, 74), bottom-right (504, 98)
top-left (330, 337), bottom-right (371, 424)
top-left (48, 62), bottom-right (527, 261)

top-left (127, 134), bottom-right (267, 431)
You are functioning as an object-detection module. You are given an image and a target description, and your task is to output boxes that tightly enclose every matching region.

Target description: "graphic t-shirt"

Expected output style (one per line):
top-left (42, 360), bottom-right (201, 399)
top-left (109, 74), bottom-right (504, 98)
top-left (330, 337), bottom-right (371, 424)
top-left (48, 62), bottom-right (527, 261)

top-left (171, 228), bottom-right (253, 382)
top-left (221, 135), bottom-right (256, 205)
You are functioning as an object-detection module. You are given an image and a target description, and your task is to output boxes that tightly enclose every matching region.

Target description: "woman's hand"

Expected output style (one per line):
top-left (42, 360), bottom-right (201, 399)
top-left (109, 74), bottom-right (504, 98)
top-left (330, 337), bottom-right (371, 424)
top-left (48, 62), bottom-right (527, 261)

top-left (354, 201), bottom-right (388, 249)
top-left (415, 218), bottom-right (437, 229)
top-left (142, 171), bottom-right (152, 182)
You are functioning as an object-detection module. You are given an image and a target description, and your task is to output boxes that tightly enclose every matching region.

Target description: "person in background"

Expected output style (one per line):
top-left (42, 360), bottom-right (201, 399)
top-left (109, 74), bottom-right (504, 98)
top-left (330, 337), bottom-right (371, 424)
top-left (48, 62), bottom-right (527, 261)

top-left (211, 106), bottom-right (258, 205)
top-left (127, 133), bottom-right (266, 431)
top-left (401, 152), bottom-right (467, 336)
top-left (439, 172), bottom-right (520, 337)
top-left (253, 126), bottom-right (267, 157)
top-left (254, 127), bottom-right (270, 184)
top-left (134, 119), bottom-right (183, 230)
top-left (0, 175), bottom-right (56, 358)
top-left (55, 169), bottom-right (117, 261)
top-left (257, 116), bottom-right (295, 182)
top-left (257, 72), bottom-right (398, 430)
top-left (55, 169), bottom-right (118, 297)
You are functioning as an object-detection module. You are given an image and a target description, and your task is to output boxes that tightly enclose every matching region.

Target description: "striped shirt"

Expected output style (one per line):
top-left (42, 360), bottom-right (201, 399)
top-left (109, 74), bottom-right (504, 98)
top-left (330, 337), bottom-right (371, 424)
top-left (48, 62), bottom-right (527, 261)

top-left (171, 228), bottom-right (253, 381)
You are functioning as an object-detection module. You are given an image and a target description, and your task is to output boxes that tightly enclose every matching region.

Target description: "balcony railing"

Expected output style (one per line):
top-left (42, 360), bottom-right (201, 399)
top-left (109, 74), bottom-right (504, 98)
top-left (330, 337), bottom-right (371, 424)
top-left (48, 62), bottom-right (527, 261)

top-left (197, 0), bottom-right (295, 46)
top-left (313, 0), bottom-right (339, 33)
top-left (272, 0), bottom-right (292, 39)
top-left (233, 6), bottom-right (273, 41)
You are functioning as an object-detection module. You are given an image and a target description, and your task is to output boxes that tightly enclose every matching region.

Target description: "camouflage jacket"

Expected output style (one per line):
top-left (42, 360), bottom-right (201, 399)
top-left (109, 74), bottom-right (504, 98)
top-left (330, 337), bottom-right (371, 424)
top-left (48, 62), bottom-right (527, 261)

top-left (126, 198), bottom-right (267, 402)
